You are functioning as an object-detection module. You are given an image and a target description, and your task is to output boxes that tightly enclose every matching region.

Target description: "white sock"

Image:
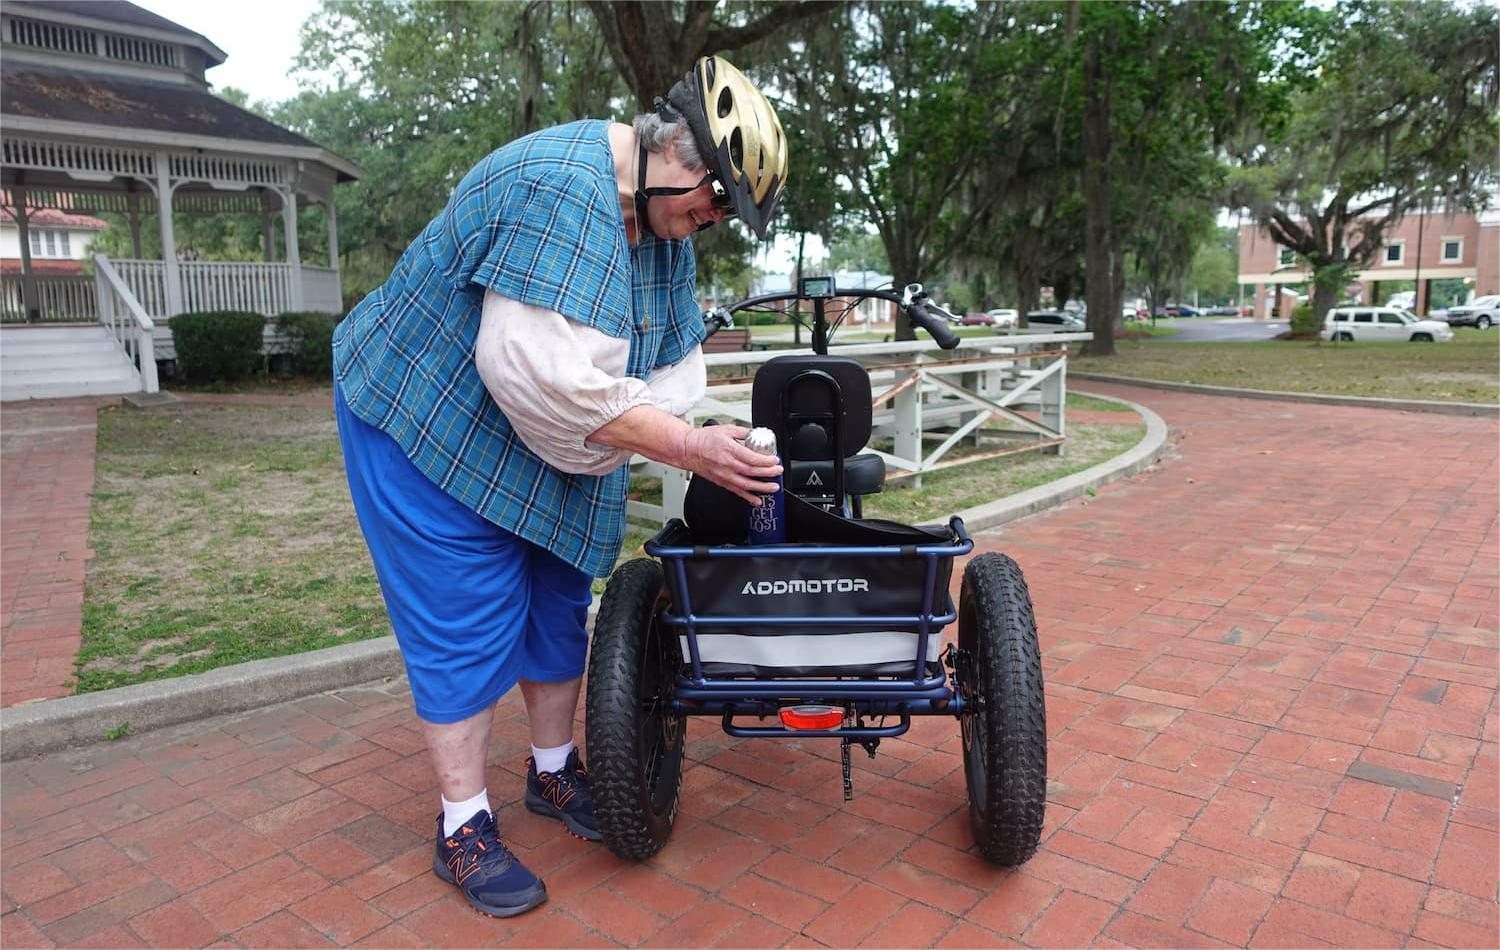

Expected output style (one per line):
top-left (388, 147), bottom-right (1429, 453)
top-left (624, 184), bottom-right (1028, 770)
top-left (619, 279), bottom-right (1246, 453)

top-left (441, 788), bottom-right (490, 837)
top-left (531, 740), bottom-right (574, 775)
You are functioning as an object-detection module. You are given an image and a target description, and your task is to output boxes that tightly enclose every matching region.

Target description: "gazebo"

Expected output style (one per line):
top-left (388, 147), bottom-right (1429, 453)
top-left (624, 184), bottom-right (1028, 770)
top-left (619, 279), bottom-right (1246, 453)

top-left (0, 0), bottom-right (361, 399)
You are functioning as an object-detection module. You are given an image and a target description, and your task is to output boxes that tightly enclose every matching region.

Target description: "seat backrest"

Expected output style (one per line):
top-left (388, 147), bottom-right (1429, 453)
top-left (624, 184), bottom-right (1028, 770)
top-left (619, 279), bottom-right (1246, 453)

top-left (750, 355), bottom-right (872, 464)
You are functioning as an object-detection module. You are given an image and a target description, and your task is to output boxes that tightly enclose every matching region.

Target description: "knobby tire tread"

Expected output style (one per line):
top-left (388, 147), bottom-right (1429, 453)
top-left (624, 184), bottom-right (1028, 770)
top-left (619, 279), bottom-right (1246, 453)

top-left (961, 552), bottom-right (1047, 865)
top-left (585, 558), bottom-right (680, 861)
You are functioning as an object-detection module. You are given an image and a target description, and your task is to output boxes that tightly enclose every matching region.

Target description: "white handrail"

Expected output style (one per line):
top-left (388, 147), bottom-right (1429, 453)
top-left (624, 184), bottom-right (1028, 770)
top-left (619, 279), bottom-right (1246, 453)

top-left (93, 254), bottom-right (159, 393)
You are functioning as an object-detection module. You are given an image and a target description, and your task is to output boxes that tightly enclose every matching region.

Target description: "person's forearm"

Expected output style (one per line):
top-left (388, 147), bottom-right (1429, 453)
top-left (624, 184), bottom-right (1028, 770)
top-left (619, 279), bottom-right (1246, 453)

top-left (588, 406), bottom-right (782, 505)
top-left (587, 404), bottom-right (691, 469)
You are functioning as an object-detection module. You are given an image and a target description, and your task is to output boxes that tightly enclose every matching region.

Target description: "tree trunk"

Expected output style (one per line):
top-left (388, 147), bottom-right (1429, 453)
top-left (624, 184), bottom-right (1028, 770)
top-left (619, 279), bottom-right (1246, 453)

top-left (1081, 33), bottom-right (1115, 356)
top-left (1016, 265), bottom-right (1040, 321)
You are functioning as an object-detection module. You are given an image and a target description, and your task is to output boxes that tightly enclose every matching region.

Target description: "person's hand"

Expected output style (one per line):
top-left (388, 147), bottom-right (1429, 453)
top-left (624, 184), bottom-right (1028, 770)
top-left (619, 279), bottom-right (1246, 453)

top-left (680, 424), bottom-right (783, 505)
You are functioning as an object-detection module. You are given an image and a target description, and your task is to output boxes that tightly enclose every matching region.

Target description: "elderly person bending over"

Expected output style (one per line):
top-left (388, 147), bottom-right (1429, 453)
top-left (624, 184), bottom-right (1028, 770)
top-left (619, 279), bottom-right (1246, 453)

top-left (331, 57), bottom-right (788, 918)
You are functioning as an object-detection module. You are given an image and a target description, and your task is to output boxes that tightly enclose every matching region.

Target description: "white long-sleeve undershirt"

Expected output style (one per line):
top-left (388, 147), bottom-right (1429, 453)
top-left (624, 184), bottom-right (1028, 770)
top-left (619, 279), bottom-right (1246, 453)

top-left (474, 290), bottom-right (706, 475)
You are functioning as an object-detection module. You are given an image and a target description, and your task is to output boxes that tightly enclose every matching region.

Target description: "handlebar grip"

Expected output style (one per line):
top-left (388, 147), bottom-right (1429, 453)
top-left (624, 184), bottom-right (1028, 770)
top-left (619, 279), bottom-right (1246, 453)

top-left (702, 308), bottom-right (732, 338)
top-left (908, 302), bottom-right (961, 349)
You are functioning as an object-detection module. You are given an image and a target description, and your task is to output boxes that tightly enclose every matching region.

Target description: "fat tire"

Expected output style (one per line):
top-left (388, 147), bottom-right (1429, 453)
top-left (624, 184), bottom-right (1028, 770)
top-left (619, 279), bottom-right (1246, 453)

top-left (586, 558), bottom-right (685, 860)
top-left (957, 552), bottom-right (1047, 865)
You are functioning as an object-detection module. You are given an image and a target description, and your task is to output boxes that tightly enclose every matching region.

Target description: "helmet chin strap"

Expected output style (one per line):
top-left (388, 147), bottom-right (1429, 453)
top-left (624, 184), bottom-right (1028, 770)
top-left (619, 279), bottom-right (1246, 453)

top-left (633, 128), bottom-right (713, 239)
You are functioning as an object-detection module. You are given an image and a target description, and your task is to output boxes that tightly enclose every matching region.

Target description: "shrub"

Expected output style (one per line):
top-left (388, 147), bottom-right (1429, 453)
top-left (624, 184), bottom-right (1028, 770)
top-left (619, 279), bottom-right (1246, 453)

top-left (170, 311), bottom-right (265, 382)
top-left (1290, 303), bottom-right (1322, 336)
top-left (276, 311), bottom-right (342, 378)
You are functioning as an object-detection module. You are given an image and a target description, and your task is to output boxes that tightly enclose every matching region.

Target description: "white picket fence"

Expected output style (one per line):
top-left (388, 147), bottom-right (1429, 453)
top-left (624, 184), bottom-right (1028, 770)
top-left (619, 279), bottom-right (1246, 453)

top-left (0, 274), bottom-right (97, 323)
top-left (629, 330), bottom-right (1090, 526)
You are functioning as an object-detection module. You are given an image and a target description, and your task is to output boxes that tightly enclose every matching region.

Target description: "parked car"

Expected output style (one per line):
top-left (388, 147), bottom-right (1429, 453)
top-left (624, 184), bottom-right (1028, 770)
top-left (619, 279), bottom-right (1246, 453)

top-left (961, 312), bottom-right (994, 326)
top-left (1443, 294), bottom-right (1499, 329)
top-left (1319, 307), bottom-right (1454, 343)
top-left (1174, 304), bottom-right (1202, 318)
top-left (1025, 310), bottom-right (1086, 331)
top-left (986, 308), bottom-right (1019, 328)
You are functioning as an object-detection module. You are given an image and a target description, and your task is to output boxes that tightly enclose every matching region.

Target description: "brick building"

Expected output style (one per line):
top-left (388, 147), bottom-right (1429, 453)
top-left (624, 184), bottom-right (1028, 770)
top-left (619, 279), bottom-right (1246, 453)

top-left (1237, 206), bottom-right (1499, 317)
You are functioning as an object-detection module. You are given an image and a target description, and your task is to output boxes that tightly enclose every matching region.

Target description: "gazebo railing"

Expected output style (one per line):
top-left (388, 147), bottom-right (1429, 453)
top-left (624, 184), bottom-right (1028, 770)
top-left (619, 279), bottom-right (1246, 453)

top-left (93, 255), bottom-right (159, 394)
top-left (0, 274), bottom-right (97, 323)
top-left (107, 259), bottom-right (333, 317)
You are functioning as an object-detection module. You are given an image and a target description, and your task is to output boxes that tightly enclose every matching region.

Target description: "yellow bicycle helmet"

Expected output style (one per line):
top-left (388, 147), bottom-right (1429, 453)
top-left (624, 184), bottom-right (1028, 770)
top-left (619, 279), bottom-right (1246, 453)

top-left (663, 56), bottom-right (788, 239)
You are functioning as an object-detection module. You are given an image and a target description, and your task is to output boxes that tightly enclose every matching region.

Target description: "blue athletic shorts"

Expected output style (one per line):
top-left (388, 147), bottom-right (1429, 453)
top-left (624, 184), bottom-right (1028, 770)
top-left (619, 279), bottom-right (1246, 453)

top-left (334, 386), bottom-right (592, 724)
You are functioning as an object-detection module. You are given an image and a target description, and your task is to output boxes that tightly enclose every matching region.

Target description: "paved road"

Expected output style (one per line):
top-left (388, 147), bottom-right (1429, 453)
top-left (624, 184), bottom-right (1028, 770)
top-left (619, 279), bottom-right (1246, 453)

top-left (1, 383), bottom-right (1495, 949)
top-left (1155, 317), bottom-right (1290, 342)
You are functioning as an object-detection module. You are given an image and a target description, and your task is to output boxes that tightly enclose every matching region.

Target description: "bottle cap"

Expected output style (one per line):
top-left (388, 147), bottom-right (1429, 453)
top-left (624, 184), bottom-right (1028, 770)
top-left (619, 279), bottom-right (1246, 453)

top-left (744, 427), bottom-right (777, 456)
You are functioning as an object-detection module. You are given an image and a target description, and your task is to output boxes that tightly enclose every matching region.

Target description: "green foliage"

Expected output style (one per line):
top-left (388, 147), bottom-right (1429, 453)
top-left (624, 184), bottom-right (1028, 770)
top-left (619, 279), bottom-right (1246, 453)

top-left (275, 2), bottom-right (625, 301)
top-left (170, 311), bottom-right (266, 382)
top-left (104, 722), bottom-right (132, 741)
top-left (1184, 227), bottom-right (1241, 305)
top-left (825, 229), bottom-right (891, 276)
top-left (1231, 1), bottom-right (1499, 320)
top-left (1290, 302), bottom-right (1321, 336)
top-left (276, 311), bottom-right (343, 378)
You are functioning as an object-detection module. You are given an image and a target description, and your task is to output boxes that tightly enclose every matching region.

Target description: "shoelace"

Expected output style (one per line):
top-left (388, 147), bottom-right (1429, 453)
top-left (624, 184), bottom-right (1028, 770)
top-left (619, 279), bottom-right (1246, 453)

top-left (446, 817), bottom-right (507, 880)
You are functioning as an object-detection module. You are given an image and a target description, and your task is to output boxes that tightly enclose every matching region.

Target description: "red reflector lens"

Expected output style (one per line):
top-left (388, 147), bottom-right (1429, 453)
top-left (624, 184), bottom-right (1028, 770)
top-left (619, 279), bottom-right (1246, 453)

top-left (779, 705), bottom-right (844, 731)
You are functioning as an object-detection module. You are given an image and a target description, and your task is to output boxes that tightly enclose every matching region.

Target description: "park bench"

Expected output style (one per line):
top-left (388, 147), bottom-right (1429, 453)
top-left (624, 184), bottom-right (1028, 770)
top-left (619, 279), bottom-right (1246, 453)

top-left (700, 326), bottom-right (752, 353)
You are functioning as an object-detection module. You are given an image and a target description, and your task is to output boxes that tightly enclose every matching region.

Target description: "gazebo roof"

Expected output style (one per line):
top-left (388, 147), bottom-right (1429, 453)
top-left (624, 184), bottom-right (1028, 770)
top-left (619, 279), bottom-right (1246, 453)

top-left (16, 1), bottom-right (226, 65)
top-left (1, 61), bottom-right (360, 183)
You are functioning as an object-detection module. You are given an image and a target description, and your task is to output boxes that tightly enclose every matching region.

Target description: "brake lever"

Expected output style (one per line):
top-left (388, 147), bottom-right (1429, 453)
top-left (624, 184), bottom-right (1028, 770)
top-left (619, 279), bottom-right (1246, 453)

top-left (703, 306), bottom-right (734, 334)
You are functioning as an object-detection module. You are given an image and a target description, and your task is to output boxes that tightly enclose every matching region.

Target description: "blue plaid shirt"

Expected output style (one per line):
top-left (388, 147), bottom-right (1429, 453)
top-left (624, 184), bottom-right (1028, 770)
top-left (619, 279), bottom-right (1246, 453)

top-left (334, 120), bottom-right (703, 576)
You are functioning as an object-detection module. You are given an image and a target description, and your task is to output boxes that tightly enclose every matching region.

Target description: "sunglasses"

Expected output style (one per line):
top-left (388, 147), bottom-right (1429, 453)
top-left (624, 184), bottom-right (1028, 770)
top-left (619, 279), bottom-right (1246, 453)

top-left (700, 174), bottom-right (736, 214)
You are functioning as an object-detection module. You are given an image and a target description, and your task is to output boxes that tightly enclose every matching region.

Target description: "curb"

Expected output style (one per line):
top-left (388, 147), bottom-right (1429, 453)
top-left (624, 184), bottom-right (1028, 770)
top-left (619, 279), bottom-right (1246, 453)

top-left (1, 639), bottom-right (404, 761)
top-left (0, 391), bottom-right (1165, 760)
top-left (953, 389), bottom-right (1168, 533)
top-left (1070, 372), bottom-right (1500, 418)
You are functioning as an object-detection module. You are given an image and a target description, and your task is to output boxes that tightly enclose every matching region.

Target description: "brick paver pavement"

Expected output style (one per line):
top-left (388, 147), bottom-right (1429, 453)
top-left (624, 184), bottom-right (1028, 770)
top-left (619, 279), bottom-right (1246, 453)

top-left (1, 383), bottom-right (1496, 948)
top-left (1, 397), bottom-right (116, 707)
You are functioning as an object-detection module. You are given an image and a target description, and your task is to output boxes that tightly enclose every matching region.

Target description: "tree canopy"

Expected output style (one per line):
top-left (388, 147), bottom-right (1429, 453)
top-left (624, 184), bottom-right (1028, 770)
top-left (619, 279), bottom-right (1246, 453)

top-left (144, 0), bottom-right (1496, 344)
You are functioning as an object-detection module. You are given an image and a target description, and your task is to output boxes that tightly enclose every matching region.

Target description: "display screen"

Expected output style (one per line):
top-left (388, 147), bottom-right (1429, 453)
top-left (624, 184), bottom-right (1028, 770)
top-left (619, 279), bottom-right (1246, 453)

top-left (800, 276), bottom-right (836, 299)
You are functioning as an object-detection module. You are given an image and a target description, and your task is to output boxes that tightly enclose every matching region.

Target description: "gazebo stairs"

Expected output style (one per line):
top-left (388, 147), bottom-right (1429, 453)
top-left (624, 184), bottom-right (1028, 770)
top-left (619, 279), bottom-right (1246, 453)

top-left (0, 325), bottom-right (142, 402)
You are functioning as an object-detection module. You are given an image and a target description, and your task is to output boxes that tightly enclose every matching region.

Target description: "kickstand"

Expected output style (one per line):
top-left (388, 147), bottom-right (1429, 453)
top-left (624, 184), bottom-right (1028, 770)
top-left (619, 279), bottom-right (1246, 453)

top-left (840, 737), bottom-right (853, 801)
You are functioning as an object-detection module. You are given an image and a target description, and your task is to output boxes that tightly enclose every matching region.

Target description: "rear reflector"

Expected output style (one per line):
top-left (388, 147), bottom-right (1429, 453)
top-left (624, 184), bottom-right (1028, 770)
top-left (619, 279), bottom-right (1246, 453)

top-left (779, 705), bottom-right (844, 731)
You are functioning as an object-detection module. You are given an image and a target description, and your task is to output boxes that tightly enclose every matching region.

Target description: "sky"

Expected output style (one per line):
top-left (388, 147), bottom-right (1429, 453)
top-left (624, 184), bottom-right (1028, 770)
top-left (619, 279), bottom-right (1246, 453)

top-left (134, 0), bottom-right (324, 104)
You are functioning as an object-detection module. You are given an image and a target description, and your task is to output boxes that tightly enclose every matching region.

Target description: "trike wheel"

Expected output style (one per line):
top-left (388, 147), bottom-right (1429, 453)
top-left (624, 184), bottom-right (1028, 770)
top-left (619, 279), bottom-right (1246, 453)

top-left (586, 558), bottom-right (685, 860)
top-left (957, 552), bottom-right (1046, 865)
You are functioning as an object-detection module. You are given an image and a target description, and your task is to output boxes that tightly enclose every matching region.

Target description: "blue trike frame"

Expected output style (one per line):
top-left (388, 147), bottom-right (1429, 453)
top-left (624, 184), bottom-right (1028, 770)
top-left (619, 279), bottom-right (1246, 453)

top-left (644, 515), bottom-right (976, 740)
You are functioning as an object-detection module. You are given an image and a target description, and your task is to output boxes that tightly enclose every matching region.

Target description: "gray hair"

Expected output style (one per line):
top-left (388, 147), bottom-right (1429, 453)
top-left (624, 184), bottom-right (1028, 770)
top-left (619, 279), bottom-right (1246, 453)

top-left (633, 112), bottom-right (704, 170)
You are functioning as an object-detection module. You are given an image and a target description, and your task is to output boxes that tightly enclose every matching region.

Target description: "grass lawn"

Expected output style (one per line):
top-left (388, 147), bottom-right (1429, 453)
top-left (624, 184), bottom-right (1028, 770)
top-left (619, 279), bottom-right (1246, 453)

top-left (1073, 328), bottom-right (1500, 403)
top-left (80, 391), bottom-right (1143, 688)
top-left (81, 402), bottom-right (392, 692)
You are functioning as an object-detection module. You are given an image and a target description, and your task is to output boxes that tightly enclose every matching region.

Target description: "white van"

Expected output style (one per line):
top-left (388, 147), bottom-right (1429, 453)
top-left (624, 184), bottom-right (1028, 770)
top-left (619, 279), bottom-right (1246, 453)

top-left (1320, 307), bottom-right (1453, 343)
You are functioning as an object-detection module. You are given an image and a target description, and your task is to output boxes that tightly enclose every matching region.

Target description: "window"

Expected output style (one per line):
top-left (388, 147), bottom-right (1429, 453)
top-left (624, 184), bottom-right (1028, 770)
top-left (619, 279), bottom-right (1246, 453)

top-left (25, 229), bottom-right (70, 259)
top-left (1442, 239), bottom-right (1463, 263)
top-left (1378, 312), bottom-right (1403, 325)
top-left (1384, 241), bottom-right (1405, 264)
top-left (1331, 311), bottom-right (1350, 322)
top-left (1353, 312), bottom-right (1375, 324)
top-left (1277, 248), bottom-right (1296, 267)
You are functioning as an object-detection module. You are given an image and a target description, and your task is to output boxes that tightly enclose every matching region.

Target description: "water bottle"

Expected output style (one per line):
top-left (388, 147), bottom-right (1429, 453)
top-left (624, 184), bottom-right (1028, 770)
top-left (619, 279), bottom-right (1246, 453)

top-left (744, 427), bottom-right (787, 543)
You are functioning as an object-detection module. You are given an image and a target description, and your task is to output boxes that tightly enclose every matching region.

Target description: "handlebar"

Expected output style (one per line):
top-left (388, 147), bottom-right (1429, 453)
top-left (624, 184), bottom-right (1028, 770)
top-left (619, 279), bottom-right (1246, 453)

top-left (702, 281), bottom-right (962, 351)
top-left (901, 284), bottom-right (960, 350)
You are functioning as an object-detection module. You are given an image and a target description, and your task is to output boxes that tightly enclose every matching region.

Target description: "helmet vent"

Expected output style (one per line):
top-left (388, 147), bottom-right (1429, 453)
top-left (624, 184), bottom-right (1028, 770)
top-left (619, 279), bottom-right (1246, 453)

top-left (717, 87), bottom-right (734, 119)
top-left (729, 129), bottom-right (744, 169)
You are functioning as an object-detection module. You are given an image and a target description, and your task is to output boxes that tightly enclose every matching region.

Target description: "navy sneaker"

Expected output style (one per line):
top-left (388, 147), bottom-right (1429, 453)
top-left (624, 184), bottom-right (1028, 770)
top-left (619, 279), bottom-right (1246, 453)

top-left (525, 749), bottom-right (602, 842)
top-left (433, 809), bottom-right (547, 918)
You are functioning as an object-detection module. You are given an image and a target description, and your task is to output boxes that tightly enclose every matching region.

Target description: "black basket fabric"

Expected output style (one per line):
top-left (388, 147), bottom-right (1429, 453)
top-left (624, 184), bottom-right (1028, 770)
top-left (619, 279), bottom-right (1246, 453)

top-left (652, 513), bottom-right (957, 643)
